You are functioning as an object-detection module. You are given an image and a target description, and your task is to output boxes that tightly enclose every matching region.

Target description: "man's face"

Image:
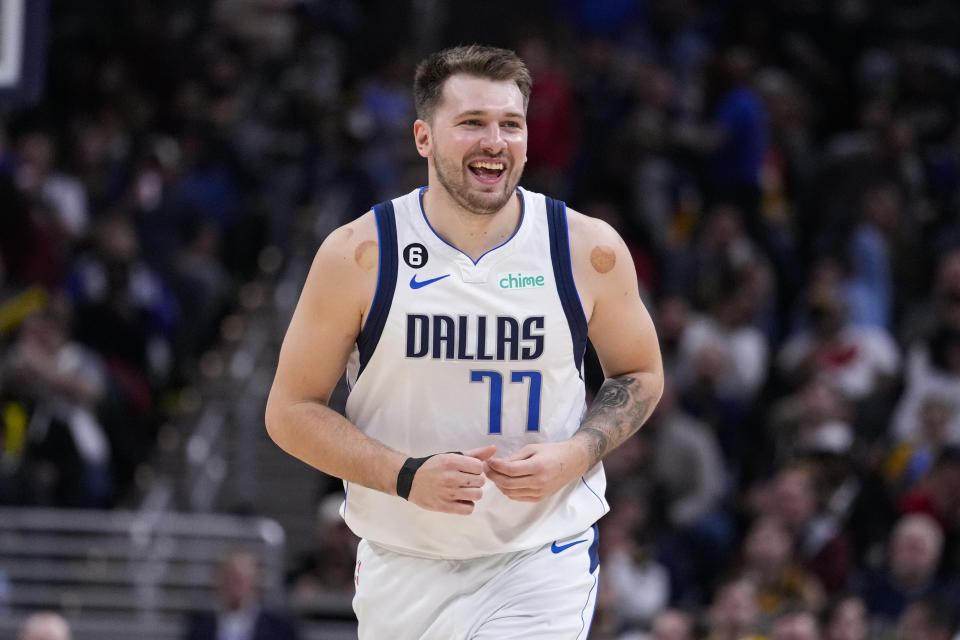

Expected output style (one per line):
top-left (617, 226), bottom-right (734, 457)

top-left (651, 611), bottom-right (692, 640)
top-left (890, 523), bottom-right (940, 583)
top-left (771, 613), bottom-right (821, 640)
top-left (417, 74), bottom-right (527, 215)
top-left (774, 469), bottom-right (816, 528)
top-left (219, 555), bottom-right (257, 610)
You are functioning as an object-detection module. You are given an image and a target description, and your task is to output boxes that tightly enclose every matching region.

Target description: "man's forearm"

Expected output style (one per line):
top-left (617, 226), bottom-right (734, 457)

top-left (266, 399), bottom-right (406, 495)
top-left (571, 373), bottom-right (661, 470)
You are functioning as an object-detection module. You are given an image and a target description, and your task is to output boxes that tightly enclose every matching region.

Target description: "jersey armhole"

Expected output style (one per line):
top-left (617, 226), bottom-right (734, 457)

top-left (545, 196), bottom-right (588, 374)
top-left (356, 200), bottom-right (398, 376)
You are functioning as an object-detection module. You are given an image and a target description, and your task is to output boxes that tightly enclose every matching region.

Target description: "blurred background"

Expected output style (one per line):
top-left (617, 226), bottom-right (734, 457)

top-left (2, 0), bottom-right (960, 639)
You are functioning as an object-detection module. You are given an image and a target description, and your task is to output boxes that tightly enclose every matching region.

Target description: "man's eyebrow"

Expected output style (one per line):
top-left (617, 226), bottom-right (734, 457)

top-left (454, 109), bottom-right (526, 120)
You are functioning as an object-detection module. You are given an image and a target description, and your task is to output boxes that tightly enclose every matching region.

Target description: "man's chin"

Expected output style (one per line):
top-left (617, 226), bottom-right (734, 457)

top-left (465, 183), bottom-right (518, 214)
top-left (465, 193), bottom-right (513, 215)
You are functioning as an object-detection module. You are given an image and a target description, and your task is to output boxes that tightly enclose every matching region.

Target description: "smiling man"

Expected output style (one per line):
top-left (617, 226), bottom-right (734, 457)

top-left (265, 45), bottom-right (663, 640)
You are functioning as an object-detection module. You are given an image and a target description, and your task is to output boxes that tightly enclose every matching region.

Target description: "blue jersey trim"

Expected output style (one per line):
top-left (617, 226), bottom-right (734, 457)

top-left (581, 477), bottom-right (605, 510)
top-left (580, 524), bottom-right (600, 639)
top-left (357, 200), bottom-right (398, 376)
top-left (417, 186), bottom-right (525, 266)
top-left (546, 196), bottom-right (588, 373)
top-left (588, 523), bottom-right (600, 573)
top-left (578, 573), bottom-right (598, 640)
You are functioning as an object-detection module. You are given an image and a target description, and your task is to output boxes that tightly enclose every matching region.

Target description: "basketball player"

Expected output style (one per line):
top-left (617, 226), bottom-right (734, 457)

top-left (265, 45), bottom-right (663, 639)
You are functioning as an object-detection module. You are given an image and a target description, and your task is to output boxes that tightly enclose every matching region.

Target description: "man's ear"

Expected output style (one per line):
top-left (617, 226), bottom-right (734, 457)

top-left (414, 119), bottom-right (432, 158)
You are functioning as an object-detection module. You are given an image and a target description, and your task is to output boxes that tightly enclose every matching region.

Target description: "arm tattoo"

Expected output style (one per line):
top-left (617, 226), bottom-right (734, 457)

top-left (576, 375), bottom-right (656, 468)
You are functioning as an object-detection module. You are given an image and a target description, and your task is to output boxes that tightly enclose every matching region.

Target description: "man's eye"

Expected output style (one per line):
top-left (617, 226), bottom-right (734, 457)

top-left (461, 120), bottom-right (482, 126)
top-left (502, 121), bottom-right (521, 128)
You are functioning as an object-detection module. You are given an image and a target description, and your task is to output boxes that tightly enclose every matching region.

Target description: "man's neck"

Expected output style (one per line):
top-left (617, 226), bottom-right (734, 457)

top-left (421, 185), bottom-right (522, 262)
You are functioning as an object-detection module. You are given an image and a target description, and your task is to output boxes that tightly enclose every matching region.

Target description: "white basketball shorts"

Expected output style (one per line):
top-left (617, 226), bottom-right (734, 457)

top-left (352, 524), bottom-right (600, 640)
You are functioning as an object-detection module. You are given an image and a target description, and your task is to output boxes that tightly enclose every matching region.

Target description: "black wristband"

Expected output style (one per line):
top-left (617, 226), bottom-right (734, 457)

top-left (396, 455), bottom-right (433, 500)
top-left (396, 452), bottom-right (463, 501)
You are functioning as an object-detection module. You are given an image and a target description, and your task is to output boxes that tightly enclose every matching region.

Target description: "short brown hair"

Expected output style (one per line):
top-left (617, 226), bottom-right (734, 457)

top-left (413, 45), bottom-right (532, 121)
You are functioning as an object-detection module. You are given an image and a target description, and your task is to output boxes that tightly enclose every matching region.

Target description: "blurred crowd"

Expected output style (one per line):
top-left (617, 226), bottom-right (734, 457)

top-left (3, 0), bottom-right (960, 638)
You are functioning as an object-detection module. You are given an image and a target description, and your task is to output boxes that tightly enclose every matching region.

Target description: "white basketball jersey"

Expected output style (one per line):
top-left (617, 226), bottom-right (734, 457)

top-left (342, 186), bottom-right (609, 559)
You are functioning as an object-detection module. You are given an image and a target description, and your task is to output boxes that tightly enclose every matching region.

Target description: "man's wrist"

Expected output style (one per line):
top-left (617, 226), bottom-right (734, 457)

top-left (396, 455), bottom-right (434, 500)
top-left (564, 436), bottom-right (593, 477)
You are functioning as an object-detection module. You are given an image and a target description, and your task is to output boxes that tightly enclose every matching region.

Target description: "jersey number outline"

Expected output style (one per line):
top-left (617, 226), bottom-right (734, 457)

top-left (470, 370), bottom-right (542, 434)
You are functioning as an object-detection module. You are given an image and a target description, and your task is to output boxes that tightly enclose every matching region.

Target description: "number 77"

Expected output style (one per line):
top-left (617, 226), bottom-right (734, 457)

top-left (470, 370), bottom-right (542, 434)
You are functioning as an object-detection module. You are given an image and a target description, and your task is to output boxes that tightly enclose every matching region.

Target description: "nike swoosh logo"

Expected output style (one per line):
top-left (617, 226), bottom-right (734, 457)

top-left (410, 274), bottom-right (450, 289)
top-left (551, 539), bottom-right (587, 553)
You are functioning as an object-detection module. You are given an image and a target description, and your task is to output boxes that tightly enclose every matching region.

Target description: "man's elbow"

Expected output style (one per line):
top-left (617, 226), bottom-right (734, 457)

top-left (644, 367), bottom-right (665, 407)
top-left (263, 392), bottom-right (289, 448)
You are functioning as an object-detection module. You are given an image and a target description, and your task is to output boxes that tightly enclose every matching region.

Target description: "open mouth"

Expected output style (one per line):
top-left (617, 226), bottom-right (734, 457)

top-left (468, 159), bottom-right (506, 184)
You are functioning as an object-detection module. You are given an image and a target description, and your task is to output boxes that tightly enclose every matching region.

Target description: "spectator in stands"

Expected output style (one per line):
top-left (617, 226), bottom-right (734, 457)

top-left (1, 297), bottom-right (113, 507)
top-left (777, 279), bottom-right (900, 404)
top-left (740, 515), bottom-right (825, 622)
top-left (892, 280), bottom-right (960, 445)
top-left (184, 551), bottom-right (299, 640)
top-left (856, 513), bottom-right (957, 624)
top-left (896, 446), bottom-right (960, 531)
top-left (886, 398), bottom-right (955, 491)
top-left (673, 265), bottom-right (770, 466)
top-left (895, 596), bottom-right (958, 640)
top-left (4, 137), bottom-right (77, 289)
top-left (824, 596), bottom-right (869, 640)
top-left (600, 484), bottom-right (671, 631)
top-left (765, 464), bottom-right (856, 594)
top-left (844, 184), bottom-right (898, 330)
top-left (704, 575), bottom-right (763, 640)
top-left (168, 124), bottom-right (243, 241)
top-left (648, 608), bottom-right (695, 640)
top-left (644, 379), bottom-right (734, 601)
top-left (796, 423), bottom-right (896, 569)
top-left (287, 493), bottom-right (358, 598)
top-left (674, 261), bottom-right (769, 407)
top-left (169, 218), bottom-right (231, 362)
top-left (65, 214), bottom-right (177, 385)
top-left (655, 293), bottom-right (692, 379)
top-left (900, 246), bottom-right (960, 346)
top-left (517, 36), bottom-right (578, 199)
top-left (666, 203), bottom-right (767, 322)
top-left (769, 609), bottom-right (822, 640)
top-left (677, 47), bottom-right (767, 244)
top-left (768, 379), bottom-right (853, 461)
top-left (17, 612), bottom-right (72, 640)
top-left (64, 214), bottom-right (178, 491)
top-left (14, 131), bottom-right (89, 245)
top-left (623, 59), bottom-right (684, 260)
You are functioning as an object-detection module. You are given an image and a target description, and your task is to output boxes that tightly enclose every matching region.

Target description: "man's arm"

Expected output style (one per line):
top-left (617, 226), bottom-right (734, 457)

top-left (570, 213), bottom-right (663, 467)
top-left (486, 211), bottom-right (663, 500)
top-left (572, 376), bottom-right (658, 470)
top-left (265, 213), bottom-right (491, 515)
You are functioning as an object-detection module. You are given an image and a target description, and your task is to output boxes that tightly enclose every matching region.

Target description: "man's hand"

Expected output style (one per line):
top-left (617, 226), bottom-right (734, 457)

top-left (485, 442), bottom-right (587, 502)
top-left (407, 445), bottom-right (496, 515)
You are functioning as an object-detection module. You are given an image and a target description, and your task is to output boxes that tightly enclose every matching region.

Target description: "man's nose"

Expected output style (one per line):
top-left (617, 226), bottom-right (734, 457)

top-left (480, 123), bottom-right (506, 152)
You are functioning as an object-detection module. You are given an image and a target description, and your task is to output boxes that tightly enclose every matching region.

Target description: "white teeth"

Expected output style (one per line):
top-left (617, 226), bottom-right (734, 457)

top-left (470, 161), bottom-right (504, 170)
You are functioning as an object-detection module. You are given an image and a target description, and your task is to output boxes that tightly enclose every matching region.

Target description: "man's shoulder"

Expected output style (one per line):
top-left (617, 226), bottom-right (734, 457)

top-left (315, 210), bottom-right (378, 264)
top-left (330, 209), bottom-right (378, 242)
top-left (557, 205), bottom-right (637, 319)
top-left (562, 207), bottom-right (623, 244)
top-left (304, 210), bottom-right (381, 311)
top-left (562, 208), bottom-right (629, 277)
